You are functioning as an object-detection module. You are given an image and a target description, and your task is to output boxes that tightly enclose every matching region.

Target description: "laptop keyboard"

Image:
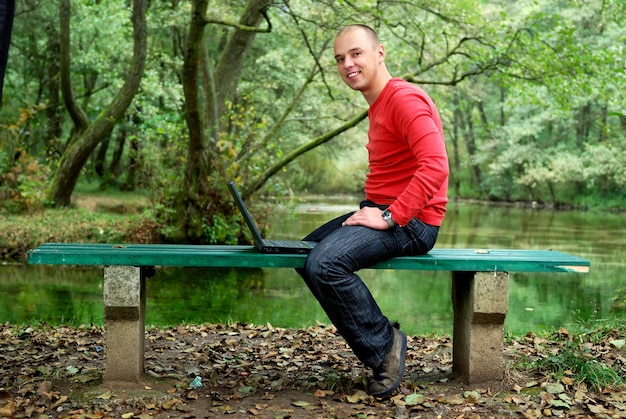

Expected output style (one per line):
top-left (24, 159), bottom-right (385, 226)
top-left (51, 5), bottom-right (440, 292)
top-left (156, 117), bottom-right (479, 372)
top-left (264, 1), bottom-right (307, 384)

top-left (265, 240), bottom-right (314, 249)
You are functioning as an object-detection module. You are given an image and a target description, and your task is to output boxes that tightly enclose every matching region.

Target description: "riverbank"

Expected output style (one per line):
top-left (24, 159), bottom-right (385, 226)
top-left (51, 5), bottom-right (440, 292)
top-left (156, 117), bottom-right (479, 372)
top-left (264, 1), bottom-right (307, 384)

top-left (1, 187), bottom-right (624, 263)
top-left (1, 321), bottom-right (625, 418)
top-left (0, 202), bottom-right (159, 263)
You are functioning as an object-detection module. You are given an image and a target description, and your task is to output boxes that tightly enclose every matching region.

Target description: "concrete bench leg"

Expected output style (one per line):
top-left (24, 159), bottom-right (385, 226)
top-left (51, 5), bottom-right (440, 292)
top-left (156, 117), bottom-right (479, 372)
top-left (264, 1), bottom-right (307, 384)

top-left (102, 265), bottom-right (147, 384)
top-left (451, 271), bottom-right (508, 384)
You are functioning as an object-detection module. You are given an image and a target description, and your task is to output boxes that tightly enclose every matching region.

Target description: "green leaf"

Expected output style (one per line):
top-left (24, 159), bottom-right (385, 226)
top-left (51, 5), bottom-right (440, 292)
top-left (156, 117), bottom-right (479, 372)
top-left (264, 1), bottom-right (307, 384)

top-left (545, 383), bottom-right (565, 394)
top-left (405, 393), bottom-right (425, 405)
top-left (550, 399), bottom-right (571, 409)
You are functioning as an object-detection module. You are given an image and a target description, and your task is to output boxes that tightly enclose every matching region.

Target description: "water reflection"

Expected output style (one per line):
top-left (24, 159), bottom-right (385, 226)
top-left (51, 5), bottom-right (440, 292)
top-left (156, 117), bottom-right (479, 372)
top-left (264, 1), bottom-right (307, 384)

top-left (1, 201), bottom-right (624, 336)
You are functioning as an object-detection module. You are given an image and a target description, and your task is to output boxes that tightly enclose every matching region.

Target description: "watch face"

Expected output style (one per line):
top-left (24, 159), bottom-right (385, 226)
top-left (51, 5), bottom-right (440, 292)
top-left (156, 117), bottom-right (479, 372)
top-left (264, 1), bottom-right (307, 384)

top-left (382, 209), bottom-right (395, 227)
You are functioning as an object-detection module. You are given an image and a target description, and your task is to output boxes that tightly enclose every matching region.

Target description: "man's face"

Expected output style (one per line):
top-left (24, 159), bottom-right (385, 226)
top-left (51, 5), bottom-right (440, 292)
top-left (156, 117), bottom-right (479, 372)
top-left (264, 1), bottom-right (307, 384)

top-left (333, 28), bottom-right (383, 93)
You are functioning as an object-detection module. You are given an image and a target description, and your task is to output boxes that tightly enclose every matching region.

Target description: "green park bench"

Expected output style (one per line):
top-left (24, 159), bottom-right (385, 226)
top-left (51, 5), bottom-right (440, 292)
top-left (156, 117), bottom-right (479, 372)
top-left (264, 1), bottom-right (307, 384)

top-left (27, 243), bottom-right (590, 386)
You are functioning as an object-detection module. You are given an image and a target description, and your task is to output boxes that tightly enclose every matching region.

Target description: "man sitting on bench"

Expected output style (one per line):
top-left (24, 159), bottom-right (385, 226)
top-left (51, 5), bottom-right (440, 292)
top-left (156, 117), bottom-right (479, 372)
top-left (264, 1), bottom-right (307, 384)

top-left (296, 24), bottom-right (449, 398)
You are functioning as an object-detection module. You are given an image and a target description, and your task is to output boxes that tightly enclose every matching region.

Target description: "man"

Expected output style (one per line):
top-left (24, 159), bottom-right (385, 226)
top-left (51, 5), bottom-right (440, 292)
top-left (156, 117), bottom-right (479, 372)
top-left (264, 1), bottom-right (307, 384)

top-left (297, 24), bottom-right (449, 398)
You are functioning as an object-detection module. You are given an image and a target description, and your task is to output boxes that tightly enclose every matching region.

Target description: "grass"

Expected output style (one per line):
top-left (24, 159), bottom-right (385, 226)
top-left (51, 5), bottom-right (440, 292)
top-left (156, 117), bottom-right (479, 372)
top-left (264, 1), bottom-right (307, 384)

top-left (0, 205), bottom-right (156, 262)
top-left (516, 317), bottom-right (626, 391)
top-left (0, 181), bottom-right (159, 262)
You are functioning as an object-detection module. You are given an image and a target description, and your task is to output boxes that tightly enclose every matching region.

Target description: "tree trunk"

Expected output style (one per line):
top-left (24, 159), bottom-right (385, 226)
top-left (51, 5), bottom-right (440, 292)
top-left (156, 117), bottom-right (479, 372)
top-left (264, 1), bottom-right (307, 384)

top-left (94, 136), bottom-right (110, 178)
top-left (108, 130), bottom-right (126, 181)
top-left (45, 23), bottom-right (63, 157)
top-left (172, 0), bottom-right (271, 241)
top-left (450, 108), bottom-right (461, 198)
top-left (47, 0), bottom-right (147, 206)
top-left (120, 137), bottom-right (139, 192)
top-left (462, 105), bottom-right (481, 191)
top-left (58, 0), bottom-right (89, 140)
top-left (213, 0), bottom-right (272, 122)
top-left (453, 93), bottom-right (481, 192)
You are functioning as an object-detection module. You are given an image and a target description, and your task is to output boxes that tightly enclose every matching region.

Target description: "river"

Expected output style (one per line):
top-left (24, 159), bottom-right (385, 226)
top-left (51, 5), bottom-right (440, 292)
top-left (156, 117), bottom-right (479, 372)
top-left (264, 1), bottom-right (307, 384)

top-left (1, 200), bottom-right (624, 336)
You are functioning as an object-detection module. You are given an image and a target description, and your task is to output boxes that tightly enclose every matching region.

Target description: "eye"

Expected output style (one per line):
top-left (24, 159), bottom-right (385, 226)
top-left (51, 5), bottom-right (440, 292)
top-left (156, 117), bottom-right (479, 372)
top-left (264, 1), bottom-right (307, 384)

top-left (335, 57), bottom-right (344, 64)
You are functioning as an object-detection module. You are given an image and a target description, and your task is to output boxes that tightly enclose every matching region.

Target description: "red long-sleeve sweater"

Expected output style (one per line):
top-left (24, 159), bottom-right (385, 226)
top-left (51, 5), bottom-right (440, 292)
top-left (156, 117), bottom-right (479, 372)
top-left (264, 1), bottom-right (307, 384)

top-left (365, 78), bottom-right (449, 227)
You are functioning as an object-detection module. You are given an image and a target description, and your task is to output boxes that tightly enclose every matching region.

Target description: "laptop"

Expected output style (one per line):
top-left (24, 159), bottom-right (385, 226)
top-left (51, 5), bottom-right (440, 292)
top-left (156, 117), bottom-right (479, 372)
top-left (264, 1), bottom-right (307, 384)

top-left (227, 181), bottom-right (317, 254)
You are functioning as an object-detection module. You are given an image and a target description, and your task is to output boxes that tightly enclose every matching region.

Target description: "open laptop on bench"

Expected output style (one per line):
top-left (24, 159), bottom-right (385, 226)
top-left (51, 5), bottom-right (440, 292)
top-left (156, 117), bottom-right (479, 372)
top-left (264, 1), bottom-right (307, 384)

top-left (227, 181), bottom-right (317, 254)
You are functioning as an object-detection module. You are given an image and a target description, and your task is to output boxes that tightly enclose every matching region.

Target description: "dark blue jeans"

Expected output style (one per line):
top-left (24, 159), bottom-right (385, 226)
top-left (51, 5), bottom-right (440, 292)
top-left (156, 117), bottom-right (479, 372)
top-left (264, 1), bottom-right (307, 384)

top-left (297, 202), bottom-right (440, 369)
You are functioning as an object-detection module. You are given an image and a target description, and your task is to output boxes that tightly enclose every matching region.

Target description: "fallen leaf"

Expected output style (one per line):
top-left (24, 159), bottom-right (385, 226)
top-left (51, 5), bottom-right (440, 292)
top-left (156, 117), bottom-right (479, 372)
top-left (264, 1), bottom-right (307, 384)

top-left (96, 391), bottom-right (113, 400)
top-left (545, 382), bottom-right (565, 394)
top-left (292, 400), bottom-right (317, 411)
top-left (162, 398), bottom-right (182, 410)
top-left (587, 404), bottom-right (606, 414)
top-left (464, 390), bottom-right (481, 403)
top-left (313, 389), bottom-right (327, 398)
top-left (51, 395), bottom-right (68, 408)
top-left (405, 393), bottom-right (425, 406)
top-left (36, 382), bottom-right (51, 395)
top-left (445, 394), bottom-right (465, 405)
top-left (74, 372), bottom-right (99, 383)
top-left (550, 399), bottom-right (570, 409)
top-left (0, 400), bottom-right (15, 417)
top-left (346, 391), bottom-right (369, 404)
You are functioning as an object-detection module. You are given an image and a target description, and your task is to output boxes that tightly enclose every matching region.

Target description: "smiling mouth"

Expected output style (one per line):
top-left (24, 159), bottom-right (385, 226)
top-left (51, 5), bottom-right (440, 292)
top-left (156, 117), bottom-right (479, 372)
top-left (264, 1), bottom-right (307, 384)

top-left (347, 71), bottom-right (360, 79)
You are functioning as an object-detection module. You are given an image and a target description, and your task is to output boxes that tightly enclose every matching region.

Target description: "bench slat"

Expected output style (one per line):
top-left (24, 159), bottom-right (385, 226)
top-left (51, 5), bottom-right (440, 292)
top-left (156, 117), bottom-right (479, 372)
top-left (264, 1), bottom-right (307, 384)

top-left (27, 243), bottom-right (590, 273)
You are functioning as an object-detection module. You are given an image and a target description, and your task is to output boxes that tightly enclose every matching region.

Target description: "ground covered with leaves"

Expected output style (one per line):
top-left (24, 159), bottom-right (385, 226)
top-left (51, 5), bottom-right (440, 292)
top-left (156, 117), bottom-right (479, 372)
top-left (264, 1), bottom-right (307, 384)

top-left (1, 322), bottom-right (625, 418)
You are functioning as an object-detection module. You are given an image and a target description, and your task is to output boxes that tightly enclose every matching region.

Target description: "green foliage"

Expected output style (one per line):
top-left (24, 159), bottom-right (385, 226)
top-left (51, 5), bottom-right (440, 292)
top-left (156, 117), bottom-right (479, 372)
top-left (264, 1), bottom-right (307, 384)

top-left (0, 151), bottom-right (52, 213)
top-left (0, 106), bottom-right (50, 213)
top-left (0, 106), bottom-right (53, 213)
top-left (610, 288), bottom-right (626, 314)
top-left (1, 0), bottom-right (625, 242)
top-left (202, 213), bottom-right (241, 245)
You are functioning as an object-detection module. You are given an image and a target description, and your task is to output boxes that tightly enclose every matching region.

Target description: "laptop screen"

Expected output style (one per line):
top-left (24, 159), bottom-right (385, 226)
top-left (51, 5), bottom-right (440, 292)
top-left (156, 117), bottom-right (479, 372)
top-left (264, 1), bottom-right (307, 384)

top-left (227, 181), bottom-right (266, 246)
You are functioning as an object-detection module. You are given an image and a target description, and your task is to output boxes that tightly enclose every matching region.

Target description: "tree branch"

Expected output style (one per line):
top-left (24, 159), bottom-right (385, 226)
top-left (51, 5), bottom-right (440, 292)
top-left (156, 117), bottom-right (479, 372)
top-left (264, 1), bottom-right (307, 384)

top-left (245, 110), bottom-right (368, 198)
top-left (59, 0), bottom-right (89, 138)
top-left (205, 5), bottom-right (271, 33)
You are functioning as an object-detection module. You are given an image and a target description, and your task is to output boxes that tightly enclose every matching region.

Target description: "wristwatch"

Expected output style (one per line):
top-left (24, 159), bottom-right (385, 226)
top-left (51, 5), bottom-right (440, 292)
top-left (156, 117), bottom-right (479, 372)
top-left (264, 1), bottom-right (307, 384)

top-left (381, 209), bottom-right (395, 228)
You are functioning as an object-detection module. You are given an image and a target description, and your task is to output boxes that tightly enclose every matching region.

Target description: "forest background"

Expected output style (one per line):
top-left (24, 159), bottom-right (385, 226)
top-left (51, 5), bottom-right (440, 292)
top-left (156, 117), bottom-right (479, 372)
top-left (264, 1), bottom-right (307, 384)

top-left (1, 0), bottom-right (625, 247)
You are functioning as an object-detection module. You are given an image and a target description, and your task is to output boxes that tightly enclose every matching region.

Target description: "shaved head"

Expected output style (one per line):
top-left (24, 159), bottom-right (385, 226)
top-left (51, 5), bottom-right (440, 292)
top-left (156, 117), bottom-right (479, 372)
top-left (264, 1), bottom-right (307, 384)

top-left (336, 24), bottom-right (380, 50)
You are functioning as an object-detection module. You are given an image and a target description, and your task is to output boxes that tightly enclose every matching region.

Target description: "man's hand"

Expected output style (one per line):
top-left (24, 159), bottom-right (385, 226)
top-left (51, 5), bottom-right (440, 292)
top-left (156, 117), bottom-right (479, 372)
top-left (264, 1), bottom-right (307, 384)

top-left (342, 207), bottom-right (390, 230)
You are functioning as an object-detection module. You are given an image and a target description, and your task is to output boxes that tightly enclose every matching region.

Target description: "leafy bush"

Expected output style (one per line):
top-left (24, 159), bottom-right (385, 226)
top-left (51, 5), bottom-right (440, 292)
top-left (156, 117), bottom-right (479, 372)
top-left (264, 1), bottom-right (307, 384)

top-left (0, 149), bottom-right (52, 214)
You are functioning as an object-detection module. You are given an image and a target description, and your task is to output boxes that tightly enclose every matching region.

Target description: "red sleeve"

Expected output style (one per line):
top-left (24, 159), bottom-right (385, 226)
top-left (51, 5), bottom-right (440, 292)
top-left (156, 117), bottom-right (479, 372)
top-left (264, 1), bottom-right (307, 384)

top-left (387, 92), bottom-right (449, 226)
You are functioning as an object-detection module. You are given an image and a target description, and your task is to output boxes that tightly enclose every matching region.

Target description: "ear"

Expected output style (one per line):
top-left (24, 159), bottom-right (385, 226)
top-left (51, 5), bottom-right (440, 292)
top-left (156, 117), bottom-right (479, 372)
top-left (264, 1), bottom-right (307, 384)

top-left (377, 44), bottom-right (386, 63)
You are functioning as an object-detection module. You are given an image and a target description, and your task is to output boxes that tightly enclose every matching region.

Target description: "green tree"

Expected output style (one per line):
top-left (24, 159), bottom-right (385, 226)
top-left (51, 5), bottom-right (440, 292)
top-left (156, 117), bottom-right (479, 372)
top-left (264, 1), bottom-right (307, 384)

top-left (46, 0), bottom-right (147, 206)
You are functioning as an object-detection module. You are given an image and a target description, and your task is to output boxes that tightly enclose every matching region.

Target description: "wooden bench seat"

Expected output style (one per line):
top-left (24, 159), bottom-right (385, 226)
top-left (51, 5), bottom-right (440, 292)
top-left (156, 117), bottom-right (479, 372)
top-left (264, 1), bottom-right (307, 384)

top-left (28, 243), bottom-right (590, 386)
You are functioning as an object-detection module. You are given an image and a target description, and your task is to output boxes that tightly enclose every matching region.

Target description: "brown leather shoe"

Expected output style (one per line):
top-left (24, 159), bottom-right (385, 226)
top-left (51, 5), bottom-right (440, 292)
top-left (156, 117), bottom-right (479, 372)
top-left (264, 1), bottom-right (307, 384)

top-left (368, 327), bottom-right (407, 398)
